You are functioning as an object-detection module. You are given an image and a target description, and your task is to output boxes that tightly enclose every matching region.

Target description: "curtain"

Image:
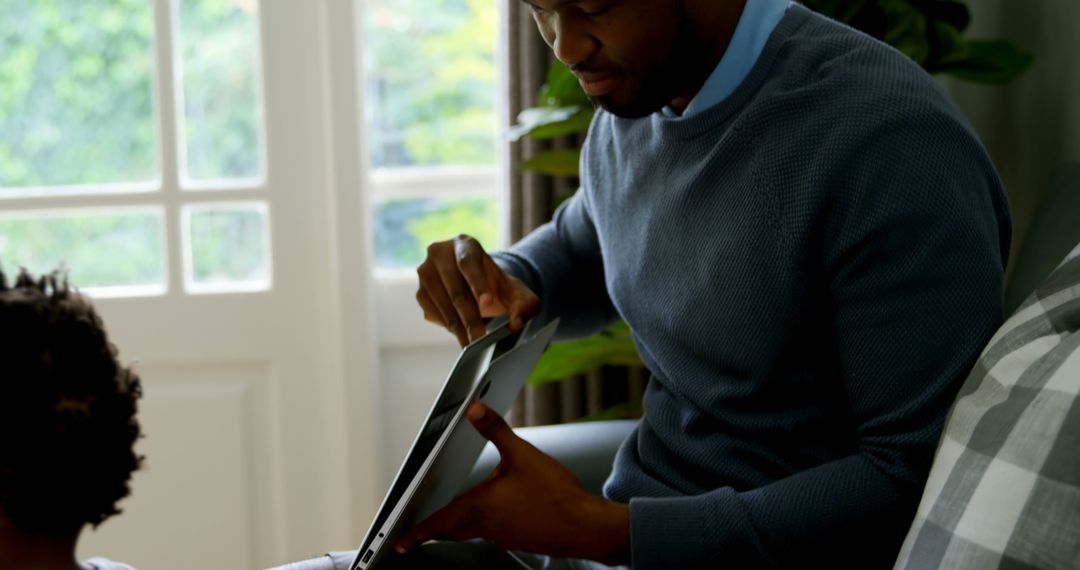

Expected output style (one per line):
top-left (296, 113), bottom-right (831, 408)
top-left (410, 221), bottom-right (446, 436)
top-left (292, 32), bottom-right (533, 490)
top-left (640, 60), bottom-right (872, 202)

top-left (502, 1), bottom-right (646, 427)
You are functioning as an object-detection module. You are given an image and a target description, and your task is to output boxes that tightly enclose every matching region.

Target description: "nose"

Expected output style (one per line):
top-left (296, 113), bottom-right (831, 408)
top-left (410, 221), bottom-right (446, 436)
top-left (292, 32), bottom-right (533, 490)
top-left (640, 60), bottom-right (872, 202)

top-left (549, 12), bottom-right (598, 68)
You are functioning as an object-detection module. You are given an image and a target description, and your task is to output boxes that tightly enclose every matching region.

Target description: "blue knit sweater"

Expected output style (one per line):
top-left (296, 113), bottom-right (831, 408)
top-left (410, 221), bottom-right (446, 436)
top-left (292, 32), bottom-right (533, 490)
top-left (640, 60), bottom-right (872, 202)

top-left (494, 5), bottom-right (1011, 568)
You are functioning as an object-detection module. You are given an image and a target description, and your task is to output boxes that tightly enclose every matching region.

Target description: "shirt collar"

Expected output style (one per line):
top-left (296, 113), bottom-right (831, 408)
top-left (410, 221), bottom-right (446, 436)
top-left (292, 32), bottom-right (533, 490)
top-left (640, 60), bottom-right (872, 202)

top-left (661, 0), bottom-right (792, 119)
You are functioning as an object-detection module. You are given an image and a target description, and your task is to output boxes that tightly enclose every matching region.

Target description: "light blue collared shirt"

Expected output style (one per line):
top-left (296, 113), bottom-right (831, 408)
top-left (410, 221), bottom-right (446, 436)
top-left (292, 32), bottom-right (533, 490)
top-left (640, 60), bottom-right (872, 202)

top-left (662, 0), bottom-right (792, 119)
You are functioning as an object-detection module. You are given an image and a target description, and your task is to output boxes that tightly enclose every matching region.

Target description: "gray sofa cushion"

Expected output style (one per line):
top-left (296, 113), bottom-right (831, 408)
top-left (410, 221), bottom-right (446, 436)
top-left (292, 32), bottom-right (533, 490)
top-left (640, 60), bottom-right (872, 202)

top-left (895, 243), bottom-right (1080, 569)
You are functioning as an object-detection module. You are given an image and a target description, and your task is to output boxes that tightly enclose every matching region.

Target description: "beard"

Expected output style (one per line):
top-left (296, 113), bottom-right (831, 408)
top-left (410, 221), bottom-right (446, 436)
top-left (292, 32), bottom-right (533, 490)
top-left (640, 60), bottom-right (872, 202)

top-left (588, 8), bottom-right (703, 119)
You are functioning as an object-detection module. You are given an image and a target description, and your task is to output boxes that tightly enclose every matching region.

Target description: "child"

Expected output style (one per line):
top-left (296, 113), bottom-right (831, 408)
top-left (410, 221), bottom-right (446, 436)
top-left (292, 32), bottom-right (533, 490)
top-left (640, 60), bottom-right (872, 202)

top-left (0, 268), bottom-right (142, 570)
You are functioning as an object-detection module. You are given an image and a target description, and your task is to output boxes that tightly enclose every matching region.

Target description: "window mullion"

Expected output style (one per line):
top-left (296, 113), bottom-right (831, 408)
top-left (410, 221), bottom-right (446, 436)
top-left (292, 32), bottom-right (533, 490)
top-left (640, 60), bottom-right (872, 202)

top-left (152, 0), bottom-right (185, 296)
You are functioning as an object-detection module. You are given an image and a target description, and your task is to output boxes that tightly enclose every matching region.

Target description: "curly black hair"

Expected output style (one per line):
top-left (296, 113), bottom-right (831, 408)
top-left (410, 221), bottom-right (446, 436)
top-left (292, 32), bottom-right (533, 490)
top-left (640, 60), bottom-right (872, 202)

top-left (0, 267), bottom-right (143, 536)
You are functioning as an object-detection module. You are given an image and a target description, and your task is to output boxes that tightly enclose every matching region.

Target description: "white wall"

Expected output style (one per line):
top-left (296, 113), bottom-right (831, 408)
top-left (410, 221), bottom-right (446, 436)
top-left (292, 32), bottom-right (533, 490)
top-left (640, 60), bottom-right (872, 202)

top-left (377, 344), bottom-right (461, 484)
top-left (371, 277), bottom-right (463, 486)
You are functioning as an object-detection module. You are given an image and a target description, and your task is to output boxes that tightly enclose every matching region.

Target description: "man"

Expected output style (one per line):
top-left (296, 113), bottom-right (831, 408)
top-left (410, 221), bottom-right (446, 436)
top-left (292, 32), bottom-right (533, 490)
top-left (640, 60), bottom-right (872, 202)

top-left (303, 0), bottom-right (1011, 567)
top-left (0, 268), bottom-right (142, 570)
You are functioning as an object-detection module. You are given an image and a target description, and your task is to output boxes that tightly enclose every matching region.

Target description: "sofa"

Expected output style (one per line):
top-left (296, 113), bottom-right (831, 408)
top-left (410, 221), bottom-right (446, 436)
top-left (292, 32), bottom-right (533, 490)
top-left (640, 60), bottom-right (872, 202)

top-left (465, 164), bottom-right (1080, 568)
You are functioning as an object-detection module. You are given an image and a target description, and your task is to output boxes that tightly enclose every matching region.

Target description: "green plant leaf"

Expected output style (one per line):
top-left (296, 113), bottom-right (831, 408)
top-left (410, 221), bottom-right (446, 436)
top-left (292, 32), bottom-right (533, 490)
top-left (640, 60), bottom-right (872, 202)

top-left (940, 40), bottom-right (1034, 84)
top-left (529, 320), bottom-right (643, 386)
top-left (924, 0), bottom-right (970, 33)
top-left (528, 108), bottom-right (594, 140)
top-left (509, 106), bottom-right (594, 142)
top-left (930, 20), bottom-right (970, 67)
top-left (519, 148), bottom-right (581, 177)
top-left (539, 62), bottom-right (590, 107)
top-left (508, 106), bottom-right (582, 141)
top-left (880, 0), bottom-right (930, 65)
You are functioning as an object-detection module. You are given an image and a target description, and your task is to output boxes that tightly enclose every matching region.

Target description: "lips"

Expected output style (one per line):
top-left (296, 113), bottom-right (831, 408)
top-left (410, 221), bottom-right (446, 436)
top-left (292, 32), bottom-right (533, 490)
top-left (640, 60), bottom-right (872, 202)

top-left (576, 72), bottom-right (620, 97)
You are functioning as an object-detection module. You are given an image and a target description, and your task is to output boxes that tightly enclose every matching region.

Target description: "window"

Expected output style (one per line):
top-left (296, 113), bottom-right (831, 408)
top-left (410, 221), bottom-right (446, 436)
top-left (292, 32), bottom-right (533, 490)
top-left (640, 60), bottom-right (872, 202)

top-left (182, 201), bottom-right (270, 293)
top-left (363, 0), bottom-right (501, 273)
top-left (0, 207), bottom-right (167, 295)
top-left (0, 0), bottom-right (159, 194)
top-left (0, 0), bottom-right (270, 297)
top-left (176, 0), bottom-right (265, 185)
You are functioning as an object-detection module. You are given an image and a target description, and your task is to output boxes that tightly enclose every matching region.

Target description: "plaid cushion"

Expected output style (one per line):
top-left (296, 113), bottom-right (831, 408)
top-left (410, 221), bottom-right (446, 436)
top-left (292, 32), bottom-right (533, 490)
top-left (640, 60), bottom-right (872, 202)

top-left (895, 243), bottom-right (1080, 569)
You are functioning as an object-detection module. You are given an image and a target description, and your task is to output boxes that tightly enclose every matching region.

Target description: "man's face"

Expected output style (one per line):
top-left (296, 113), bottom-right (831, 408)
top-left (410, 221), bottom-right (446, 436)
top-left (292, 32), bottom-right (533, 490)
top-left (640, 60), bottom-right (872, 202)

top-left (525, 0), bottom-right (697, 118)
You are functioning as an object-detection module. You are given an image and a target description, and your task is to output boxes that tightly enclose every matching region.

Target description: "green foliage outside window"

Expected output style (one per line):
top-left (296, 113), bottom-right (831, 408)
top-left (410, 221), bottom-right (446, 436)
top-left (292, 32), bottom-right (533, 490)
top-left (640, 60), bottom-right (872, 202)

top-left (365, 0), bottom-right (498, 169)
top-left (365, 0), bottom-right (501, 268)
top-left (0, 0), bottom-right (501, 279)
top-left (0, 0), bottom-right (269, 289)
top-left (0, 212), bottom-right (164, 289)
top-left (178, 0), bottom-right (264, 180)
top-left (0, 0), bottom-right (157, 188)
top-left (374, 197), bottom-right (497, 269)
top-left (189, 208), bottom-right (268, 285)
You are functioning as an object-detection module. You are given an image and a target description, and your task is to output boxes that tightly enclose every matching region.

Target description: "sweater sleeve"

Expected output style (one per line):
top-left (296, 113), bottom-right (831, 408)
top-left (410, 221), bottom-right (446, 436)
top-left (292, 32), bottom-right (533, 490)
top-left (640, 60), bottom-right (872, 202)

top-left (490, 189), bottom-right (619, 341)
top-left (627, 109), bottom-right (1011, 568)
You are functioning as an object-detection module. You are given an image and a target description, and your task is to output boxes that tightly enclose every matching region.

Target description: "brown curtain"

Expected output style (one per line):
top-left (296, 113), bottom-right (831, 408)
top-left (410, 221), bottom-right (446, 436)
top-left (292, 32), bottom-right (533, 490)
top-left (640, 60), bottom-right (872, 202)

top-left (502, 1), bottom-right (646, 427)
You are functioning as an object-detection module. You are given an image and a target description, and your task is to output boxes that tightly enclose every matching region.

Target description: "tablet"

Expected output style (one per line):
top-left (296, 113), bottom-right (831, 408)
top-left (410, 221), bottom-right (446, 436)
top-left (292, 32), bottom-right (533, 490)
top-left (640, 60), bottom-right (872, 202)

top-left (351, 317), bottom-right (560, 570)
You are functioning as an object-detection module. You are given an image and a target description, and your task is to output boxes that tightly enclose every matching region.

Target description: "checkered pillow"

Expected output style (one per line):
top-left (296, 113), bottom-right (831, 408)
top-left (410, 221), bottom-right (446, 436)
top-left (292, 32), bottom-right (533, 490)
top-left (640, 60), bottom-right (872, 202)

top-left (894, 243), bottom-right (1080, 569)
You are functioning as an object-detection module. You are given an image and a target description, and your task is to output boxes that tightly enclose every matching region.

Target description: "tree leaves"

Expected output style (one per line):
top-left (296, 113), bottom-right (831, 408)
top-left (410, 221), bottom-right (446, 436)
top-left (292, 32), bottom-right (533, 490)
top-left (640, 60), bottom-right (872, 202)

top-left (0, 1), bottom-right (158, 187)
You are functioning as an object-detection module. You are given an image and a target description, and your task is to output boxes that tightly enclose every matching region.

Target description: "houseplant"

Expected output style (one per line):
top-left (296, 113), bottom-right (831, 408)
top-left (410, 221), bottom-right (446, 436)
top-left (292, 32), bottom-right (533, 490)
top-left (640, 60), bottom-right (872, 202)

top-left (514, 0), bottom-right (1033, 392)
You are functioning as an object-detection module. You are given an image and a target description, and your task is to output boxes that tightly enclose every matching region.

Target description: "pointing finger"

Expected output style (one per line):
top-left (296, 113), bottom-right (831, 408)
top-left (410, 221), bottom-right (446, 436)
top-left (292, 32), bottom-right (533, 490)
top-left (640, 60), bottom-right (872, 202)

top-left (435, 255), bottom-right (487, 344)
top-left (455, 235), bottom-right (497, 310)
top-left (423, 270), bottom-right (469, 347)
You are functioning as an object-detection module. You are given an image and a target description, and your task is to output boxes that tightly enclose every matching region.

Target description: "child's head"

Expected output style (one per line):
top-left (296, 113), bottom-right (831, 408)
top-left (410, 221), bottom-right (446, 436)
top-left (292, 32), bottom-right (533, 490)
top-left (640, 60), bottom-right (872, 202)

top-left (0, 268), bottom-right (143, 537)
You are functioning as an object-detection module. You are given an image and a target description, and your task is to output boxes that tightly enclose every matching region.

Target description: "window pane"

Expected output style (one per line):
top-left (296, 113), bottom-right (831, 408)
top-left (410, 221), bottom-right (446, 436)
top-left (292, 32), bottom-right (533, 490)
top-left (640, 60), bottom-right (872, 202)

top-left (177, 0), bottom-right (265, 183)
top-left (364, 0), bottom-right (497, 168)
top-left (184, 203), bottom-right (270, 292)
top-left (0, 209), bottom-right (165, 295)
top-left (374, 196), bottom-right (497, 270)
top-left (0, 0), bottom-right (157, 191)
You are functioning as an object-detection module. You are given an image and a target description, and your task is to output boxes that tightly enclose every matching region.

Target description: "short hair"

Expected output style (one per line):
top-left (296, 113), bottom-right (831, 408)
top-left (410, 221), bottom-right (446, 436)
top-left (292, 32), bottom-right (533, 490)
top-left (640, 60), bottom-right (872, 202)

top-left (0, 268), bottom-right (143, 535)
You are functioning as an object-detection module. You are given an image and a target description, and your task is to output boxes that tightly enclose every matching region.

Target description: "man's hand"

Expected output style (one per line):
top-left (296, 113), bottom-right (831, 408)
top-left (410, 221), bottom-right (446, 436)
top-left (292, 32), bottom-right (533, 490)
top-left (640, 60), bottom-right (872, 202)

top-left (416, 235), bottom-right (542, 346)
top-left (395, 402), bottom-right (632, 566)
